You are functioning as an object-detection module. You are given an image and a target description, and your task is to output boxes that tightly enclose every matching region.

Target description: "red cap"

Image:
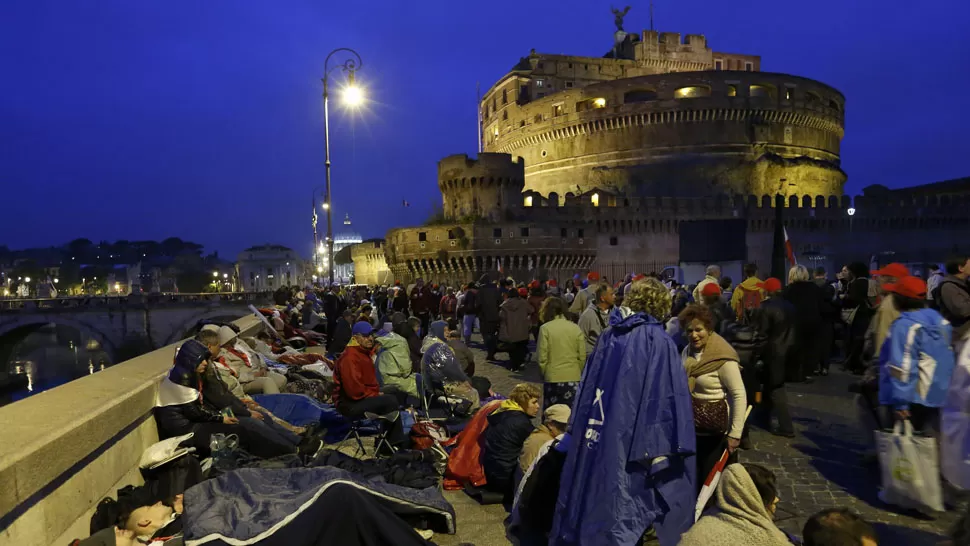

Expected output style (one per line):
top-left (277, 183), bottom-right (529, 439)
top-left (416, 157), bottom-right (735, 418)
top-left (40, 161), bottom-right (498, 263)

top-left (883, 275), bottom-right (927, 299)
top-left (587, 271), bottom-right (600, 281)
top-left (547, 279), bottom-right (557, 287)
top-left (517, 287), bottom-right (528, 297)
top-left (633, 274), bottom-right (646, 281)
top-left (871, 262), bottom-right (910, 279)
top-left (757, 278), bottom-right (783, 292)
top-left (394, 280), bottom-right (401, 286)
top-left (701, 283), bottom-right (722, 297)
top-left (528, 280), bottom-right (540, 289)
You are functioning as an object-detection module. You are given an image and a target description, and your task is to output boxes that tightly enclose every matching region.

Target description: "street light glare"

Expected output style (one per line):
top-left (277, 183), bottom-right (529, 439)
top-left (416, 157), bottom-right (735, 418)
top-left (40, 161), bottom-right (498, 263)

top-left (322, 202), bottom-right (330, 210)
top-left (342, 84), bottom-right (364, 107)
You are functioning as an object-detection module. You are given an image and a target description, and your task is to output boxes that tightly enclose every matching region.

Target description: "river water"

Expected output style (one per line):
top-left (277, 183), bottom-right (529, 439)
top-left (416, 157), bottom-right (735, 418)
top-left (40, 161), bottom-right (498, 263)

top-left (0, 325), bottom-right (113, 407)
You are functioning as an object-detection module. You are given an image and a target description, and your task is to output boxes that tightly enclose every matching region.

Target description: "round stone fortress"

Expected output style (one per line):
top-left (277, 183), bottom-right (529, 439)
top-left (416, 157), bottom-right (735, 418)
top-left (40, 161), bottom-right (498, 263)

top-left (479, 30), bottom-right (846, 200)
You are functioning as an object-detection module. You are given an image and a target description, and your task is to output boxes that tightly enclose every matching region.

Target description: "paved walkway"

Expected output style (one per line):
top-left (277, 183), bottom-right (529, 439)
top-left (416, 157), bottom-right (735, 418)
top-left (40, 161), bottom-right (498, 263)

top-left (351, 334), bottom-right (961, 545)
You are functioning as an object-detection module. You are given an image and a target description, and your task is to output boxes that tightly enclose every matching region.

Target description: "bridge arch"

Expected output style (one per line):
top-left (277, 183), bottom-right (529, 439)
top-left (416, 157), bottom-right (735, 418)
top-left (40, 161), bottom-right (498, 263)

top-left (0, 315), bottom-right (118, 365)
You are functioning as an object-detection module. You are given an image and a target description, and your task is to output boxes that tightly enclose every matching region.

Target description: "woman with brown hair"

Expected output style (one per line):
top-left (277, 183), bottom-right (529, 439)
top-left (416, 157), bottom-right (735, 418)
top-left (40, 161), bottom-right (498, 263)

top-left (536, 295), bottom-right (586, 410)
top-left (678, 304), bottom-right (748, 491)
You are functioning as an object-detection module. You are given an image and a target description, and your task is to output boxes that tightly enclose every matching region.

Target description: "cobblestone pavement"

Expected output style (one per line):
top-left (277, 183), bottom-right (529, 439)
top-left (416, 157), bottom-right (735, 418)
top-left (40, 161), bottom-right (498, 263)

top-left (355, 334), bottom-right (961, 545)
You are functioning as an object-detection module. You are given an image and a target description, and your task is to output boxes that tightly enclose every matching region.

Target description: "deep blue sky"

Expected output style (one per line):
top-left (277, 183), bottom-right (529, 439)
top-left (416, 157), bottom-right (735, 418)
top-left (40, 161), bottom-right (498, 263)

top-left (3, 1), bottom-right (968, 258)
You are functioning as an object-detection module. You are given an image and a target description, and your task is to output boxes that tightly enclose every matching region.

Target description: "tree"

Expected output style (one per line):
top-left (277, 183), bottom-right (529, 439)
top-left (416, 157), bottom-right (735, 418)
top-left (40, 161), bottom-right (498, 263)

top-left (334, 245), bottom-right (353, 266)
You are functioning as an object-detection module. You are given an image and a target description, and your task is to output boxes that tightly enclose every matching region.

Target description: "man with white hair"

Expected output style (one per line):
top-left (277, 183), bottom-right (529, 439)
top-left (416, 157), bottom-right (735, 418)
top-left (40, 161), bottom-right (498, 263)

top-left (692, 264), bottom-right (721, 303)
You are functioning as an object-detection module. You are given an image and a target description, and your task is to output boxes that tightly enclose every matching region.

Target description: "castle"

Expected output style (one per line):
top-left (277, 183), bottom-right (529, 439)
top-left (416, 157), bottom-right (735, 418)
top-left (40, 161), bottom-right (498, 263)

top-left (351, 29), bottom-right (970, 286)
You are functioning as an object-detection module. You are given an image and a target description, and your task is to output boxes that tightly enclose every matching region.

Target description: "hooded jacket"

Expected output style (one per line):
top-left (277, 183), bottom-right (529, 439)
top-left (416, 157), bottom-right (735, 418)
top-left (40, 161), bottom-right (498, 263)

top-left (481, 400), bottom-right (535, 487)
top-left (333, 344), bottom-right (380, 406)
top-left (376, 332), bottom-right (418, 397)
top-left (577, 303), bottom-right (611, 355)
top-left (677, 465), bottom-right (791, 546)
top-left (499, 297), bottom-right (532, 343)
top-left (551, 312), bottom-right (696, 546)
top-left (154, 340), bottom-right (224, 438)
top-left (879, 308), bottom-right (955, 410)
top-left (730, 277), bottom-right (764, 320)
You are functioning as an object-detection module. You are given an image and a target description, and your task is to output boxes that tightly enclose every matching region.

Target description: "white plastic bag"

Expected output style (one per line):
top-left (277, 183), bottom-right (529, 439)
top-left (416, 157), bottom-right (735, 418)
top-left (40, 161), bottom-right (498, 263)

top-left (876, 420), bottom-right (944, 513)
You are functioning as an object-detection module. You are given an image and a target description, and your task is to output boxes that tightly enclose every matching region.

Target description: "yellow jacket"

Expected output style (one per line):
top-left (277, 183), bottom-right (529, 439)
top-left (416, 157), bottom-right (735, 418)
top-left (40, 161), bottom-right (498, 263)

top-left (730, 277), bottom-right (765, 318)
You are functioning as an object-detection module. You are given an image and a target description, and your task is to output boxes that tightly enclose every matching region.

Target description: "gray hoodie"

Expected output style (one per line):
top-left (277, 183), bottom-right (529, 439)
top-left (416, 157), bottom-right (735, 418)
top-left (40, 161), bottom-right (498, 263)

top-left (577, 303), bottom-right (611, 355)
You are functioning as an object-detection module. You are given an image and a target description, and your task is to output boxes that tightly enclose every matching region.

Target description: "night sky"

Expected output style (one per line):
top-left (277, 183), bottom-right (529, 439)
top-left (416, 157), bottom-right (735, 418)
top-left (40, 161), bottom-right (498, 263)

top-left (2, 0), bottom-right (968, 258)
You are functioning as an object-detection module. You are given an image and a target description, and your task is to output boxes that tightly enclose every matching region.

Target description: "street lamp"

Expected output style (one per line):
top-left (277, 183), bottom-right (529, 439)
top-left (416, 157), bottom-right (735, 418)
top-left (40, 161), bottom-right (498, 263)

top-left (322, 47), bottom-right (364, 285)
top-left (212, 271), bottom-right (219, 278)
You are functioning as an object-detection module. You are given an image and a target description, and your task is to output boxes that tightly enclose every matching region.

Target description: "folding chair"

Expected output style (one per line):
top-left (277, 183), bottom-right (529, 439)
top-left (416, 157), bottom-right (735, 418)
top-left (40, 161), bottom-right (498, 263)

top-left (340, 410), bottom-right (400, 458)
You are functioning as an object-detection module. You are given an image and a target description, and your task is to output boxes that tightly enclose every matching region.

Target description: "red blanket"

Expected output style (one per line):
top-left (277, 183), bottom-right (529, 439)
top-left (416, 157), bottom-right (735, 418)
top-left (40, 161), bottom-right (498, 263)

top-left (442, 400), bottom-right (502, 490)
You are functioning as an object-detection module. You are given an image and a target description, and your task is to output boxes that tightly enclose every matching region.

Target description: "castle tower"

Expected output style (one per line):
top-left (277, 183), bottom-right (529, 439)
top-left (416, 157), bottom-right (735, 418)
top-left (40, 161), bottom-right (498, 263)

top-left (437, 153), bottom-right (525, 222)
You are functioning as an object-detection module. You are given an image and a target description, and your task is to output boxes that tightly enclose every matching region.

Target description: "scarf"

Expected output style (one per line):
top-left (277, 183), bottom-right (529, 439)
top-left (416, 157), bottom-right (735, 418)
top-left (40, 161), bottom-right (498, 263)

top-left (683, 332), bottom-right (740, 392)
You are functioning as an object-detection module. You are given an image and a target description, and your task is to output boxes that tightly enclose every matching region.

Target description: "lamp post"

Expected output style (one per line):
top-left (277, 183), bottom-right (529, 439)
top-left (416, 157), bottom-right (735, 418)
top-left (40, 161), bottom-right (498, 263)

top-left (322, 47), bottom-right (364, 285)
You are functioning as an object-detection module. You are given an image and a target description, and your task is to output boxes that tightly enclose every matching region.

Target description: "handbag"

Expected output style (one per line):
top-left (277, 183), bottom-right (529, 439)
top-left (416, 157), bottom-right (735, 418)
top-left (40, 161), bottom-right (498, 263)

top-left (876, 420), bottom-right (944, 513)
top-left (692, 398), bottom-right (729, 434)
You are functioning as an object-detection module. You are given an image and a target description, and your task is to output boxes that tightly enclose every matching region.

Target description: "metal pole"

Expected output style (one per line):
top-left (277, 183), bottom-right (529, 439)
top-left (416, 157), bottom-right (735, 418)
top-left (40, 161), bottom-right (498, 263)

top-left (324, 76), bottom-right (334, 285)
top-left (311, 189), bottom-right (318, 271)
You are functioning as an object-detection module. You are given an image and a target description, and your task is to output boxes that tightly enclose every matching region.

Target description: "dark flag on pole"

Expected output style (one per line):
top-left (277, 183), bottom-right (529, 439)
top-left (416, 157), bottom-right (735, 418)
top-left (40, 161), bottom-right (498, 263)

top-left (770, 194), bottom-right (787, 281)
top-left (402, 199), bottom-right (410, 207)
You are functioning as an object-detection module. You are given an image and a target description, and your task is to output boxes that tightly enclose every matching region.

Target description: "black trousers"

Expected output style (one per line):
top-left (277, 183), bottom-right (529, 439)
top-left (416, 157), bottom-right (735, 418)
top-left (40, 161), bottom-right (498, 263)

top-left (189, 421), bottom-right (296, 459)
top-left (817, 322), bottom-right (835, 371)
top-left (761, 384), bottom-right (795, 435)
top-left (338, 394), bottom-right (407, 446)
top-left (507, 340), bottom-right (529, 370)
top-left (481, 319), bottom-right (500, 357)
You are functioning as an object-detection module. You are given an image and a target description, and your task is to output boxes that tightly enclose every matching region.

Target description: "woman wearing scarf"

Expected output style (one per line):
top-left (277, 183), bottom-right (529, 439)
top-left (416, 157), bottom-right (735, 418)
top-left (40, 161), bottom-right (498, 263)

top-left (678, 464), bottom-right (792, 546)
top-left (679, 304), bottom-right (747, 493)
top-left (153, 339), bottom-right (301, 459)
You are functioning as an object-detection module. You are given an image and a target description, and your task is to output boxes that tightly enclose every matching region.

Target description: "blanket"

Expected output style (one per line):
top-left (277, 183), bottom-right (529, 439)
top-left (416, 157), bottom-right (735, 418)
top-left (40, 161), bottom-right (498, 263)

top-left (183, 467), bottom-right (455, 545)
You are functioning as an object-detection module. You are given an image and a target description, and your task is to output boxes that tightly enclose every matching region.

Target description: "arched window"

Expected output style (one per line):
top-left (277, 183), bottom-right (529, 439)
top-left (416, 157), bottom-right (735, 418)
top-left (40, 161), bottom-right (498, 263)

top-left (623, 89), bottom-right (659, 103)
top-left (674, 86), bottom-right (711, 99)
top-left (749, 84), bottom-right (775, 99)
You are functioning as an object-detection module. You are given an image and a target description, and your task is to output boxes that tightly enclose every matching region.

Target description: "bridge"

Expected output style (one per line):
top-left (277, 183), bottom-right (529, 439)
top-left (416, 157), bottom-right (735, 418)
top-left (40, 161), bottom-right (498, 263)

top-left (0, 292), bottom-right (272, 370)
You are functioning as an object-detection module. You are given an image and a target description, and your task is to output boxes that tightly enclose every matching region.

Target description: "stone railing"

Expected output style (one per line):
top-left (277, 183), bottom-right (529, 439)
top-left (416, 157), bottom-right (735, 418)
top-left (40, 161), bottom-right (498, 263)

top-left (0, 313), bottom-right (263, 546)
top-left (0, 291), bottom-right (273, 311)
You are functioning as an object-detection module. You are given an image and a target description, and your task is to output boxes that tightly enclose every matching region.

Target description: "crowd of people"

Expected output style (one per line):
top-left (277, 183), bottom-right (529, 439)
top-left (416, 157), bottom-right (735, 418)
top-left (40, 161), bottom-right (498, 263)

top-left (71, 254), bottom-right (970, 546)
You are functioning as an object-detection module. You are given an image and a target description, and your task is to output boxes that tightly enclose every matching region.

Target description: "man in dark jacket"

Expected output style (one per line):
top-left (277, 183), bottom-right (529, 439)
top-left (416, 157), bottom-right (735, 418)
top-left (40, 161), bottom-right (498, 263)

top-left (753, 277), bottom-right (797, 438)
top-left (328, 309), bottom-right (354, 355)
top-left (409, 278), bottom-right (435, 335)
top-left (938, 254), bottom-right (970, 344)
top-left (461, 282), bottom-right (480, 343)
top-left (783, 269), bottom-right (823, 383)
top-left (481, 383), bottom-right (540, 504)
top-left (478, 274), bottom-right (503, 360)
top-left (813, 267), bottom-right (838, 375)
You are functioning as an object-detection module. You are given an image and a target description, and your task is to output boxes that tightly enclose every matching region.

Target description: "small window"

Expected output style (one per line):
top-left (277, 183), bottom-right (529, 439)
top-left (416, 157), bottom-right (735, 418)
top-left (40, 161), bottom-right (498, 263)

top-left (519, 120), bottom-right (526, 127)
top-left (536, 79), bottom-right (544, 88)
top-left (520, 227), bottom-right (530, 237)
top-left (674, 86), bottom-right (711, 99)
top-left (584, 64), bottom-right (588, 69)
top-left (714, 59), bottom-right (723, 70)
top-left (502, 89), bottom-right (508, 104)
top-left (568, 63), bottom-right (573, 68)
top-left (749, 84), bottom-right (774, 99)
top-left (784, 87), bottom-right (793, 101)
top-left (609, 236), bottom-right (618, 246)
top-left (565, 81), bottom-right (573, 88)
top-left (745, 62), bottom-right (753, 71)
top-left (591, 193), bottom-right (600, 207)
top-left (592, 97), bottom-right (606, 108)
top-left (448, 229), bottom-right (456, 240)
top-left (577, 228), bottom-right (585, 238)
top-left (560, 228), bottom-right (567, 237)
top-left (552, 104), bottom-right (564, 117)
top-left (623, 89), bottom-right (658, 103)
top-left (502, 111), bottom-right (508, 120)
top-left (418, 232), bottom-right (427, 242)
top-left (493, 228), bottom-right (502, 238)
top-left (829, 99), bottom-right (840, 111)
top-left (524, 195), bottom-right (533, 207)
top-left (726, 84), bottom-right (737, 97)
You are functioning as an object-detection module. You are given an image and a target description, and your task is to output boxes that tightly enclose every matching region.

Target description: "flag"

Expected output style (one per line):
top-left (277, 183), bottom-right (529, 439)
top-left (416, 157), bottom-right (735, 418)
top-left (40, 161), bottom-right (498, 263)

top-left (497, 257), bottom-right (503, 273)
top-left (402, 200), bottom-right (410, 207)
top-left (528, 257), bottom-right (534, 270)
top-left (695, 406), bottom-right (751, 521)
top-left (783, 226), bottom-right (797, 266)
top-left (770, 196), bottom-right (786, 281)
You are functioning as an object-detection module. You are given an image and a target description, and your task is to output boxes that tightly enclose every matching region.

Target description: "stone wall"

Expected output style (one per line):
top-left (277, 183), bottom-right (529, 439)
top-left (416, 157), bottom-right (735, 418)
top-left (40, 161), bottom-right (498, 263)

top-left (438, 153), bottom-right (525, 221)
top-left (350, 240), bottom-right (393, 285)
top-left (0, 314), bottom-right (263, 546)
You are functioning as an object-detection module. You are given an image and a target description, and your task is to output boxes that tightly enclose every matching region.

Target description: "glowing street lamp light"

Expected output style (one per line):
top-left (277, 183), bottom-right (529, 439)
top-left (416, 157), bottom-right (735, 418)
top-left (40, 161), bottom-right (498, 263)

top-left (24, 277), bottom-right (31, 283)
top-left (321, 47), bottom-right (364, 285)
top-left (212, 271), bottom-right (219, 278)
top-left (847, 208), bottom-right (856, 216)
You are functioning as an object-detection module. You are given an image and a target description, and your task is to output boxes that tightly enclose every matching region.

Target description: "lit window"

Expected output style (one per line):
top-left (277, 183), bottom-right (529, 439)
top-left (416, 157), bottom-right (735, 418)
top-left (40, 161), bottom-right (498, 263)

top-left (493, 126), bottom-right (499, 137)
top-left (726, 84), bottom-right (737, 97)
top-left (591, 193), bottom-right (600, 207)
top-left (785, 87), bottom-right (792, 101)
top-left (536, 79), bottom-right (544, 88)
top-left (592, 98), bottom-right (607, 108)
top-left (524, 196), bottom-right (533, 207)
top-left (749, 84), bottom-right (774, 98)
top-left (552, 104), bottom-right (564, 117)
top-left (674, 86), bottom-right (711, 99)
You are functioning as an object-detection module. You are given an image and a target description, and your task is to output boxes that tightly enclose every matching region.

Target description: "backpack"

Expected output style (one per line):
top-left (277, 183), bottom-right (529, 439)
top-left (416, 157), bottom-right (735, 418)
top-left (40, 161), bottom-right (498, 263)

top-left (410, 420), bottom-right (449, 450)
top-left (736, 285), bottom-right (763, 323)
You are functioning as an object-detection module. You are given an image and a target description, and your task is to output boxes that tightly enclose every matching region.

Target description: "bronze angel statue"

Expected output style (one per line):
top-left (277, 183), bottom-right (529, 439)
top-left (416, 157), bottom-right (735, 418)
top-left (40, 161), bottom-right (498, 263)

top-left (611, 5), bottom-right (631, 32)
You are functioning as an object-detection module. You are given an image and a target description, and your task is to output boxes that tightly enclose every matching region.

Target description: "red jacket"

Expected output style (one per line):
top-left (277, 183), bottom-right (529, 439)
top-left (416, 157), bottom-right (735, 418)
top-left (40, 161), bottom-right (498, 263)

top-left (333, 345), bottom-right (379, 405)
top-left (443, 400), bottom-right (502, 490)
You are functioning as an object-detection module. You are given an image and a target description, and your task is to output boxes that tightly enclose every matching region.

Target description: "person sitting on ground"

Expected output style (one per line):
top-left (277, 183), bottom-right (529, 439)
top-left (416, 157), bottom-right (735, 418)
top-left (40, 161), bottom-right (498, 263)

top-left (802, 508), bottom-right (878, 546)
top-left (444, 317), bottom-right (476, 376)
top-left (678, 463), bottom-right (791, 546)
top-left (214, 325), bottom-right (287, 395)
top-left (332, 321), bottom-right (407, 447)
top-left (481, 383), bottom-right (541, 504)
top-left (519, 403), bottom-right (570, 473)
top-left (328, 309), bottom-right (355, 355)
top-left (153, 339), bottom-right (308, 459)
